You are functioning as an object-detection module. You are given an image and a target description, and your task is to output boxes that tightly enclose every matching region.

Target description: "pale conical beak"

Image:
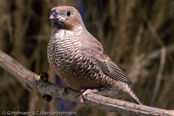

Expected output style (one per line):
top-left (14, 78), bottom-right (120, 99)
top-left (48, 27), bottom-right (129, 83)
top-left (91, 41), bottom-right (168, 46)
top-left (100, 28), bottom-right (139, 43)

top-left (49, 15), bottom-right (55, 20)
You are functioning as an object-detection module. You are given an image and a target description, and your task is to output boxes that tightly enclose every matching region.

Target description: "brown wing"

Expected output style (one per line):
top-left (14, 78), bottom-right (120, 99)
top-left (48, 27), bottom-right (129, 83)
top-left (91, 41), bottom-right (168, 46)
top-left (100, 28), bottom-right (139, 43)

top-left (95, 57), bottom-right (132, 84)
top-left (79, 32), bottom-right (132, 84)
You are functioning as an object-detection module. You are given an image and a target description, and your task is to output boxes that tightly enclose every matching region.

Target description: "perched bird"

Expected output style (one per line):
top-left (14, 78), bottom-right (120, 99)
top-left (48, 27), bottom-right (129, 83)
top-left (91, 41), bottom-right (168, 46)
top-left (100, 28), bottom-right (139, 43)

top-left (47, 6), bottom-right (142, 104)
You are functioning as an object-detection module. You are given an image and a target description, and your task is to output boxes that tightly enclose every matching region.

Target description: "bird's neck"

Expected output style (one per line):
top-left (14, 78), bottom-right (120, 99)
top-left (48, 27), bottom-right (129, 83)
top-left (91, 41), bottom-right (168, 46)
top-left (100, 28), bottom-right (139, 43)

top-left (55, 24), bottom-right (86, 36)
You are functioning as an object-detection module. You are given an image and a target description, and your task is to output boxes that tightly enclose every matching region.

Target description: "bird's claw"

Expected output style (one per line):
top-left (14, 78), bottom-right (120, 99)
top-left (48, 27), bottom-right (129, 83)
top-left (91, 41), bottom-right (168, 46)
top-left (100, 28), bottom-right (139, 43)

top-left (80, 89), bottom-right (99, 106)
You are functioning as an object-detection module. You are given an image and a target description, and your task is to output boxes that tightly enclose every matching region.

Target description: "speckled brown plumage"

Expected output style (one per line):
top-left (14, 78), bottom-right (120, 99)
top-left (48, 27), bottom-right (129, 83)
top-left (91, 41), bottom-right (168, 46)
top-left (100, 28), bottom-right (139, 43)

top-left (47, 6), bottom-right (142, 104)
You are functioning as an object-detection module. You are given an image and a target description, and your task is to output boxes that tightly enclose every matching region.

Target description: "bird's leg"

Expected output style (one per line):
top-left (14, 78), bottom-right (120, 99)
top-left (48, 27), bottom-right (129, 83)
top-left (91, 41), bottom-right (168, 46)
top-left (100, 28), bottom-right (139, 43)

top-left (80, 87), bottom-right (106, 105)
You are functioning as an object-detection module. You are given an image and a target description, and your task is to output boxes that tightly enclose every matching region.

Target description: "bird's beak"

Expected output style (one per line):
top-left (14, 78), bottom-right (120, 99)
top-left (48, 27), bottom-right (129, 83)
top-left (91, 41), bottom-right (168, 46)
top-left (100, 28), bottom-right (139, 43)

top-left (49, 15), bottom-right (55, 20)
top-left (49, 9), bottom-right (58, 20)
top-left (49, 9), bottom-right (66, 22)
top-left (49, 9), bottom-right (65, 27)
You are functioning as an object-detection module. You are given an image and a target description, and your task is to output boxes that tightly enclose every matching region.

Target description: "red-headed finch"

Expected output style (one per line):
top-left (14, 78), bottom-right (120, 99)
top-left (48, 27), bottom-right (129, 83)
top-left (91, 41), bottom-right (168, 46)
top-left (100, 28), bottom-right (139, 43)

top-left (47, 6), bottom-right (142, 105)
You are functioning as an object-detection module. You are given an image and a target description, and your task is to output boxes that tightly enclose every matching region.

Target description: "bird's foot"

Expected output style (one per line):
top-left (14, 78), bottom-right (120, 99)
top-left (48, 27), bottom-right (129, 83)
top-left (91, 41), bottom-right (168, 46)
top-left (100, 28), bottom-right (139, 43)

top-left (80, 88), bottom-right (99, 106)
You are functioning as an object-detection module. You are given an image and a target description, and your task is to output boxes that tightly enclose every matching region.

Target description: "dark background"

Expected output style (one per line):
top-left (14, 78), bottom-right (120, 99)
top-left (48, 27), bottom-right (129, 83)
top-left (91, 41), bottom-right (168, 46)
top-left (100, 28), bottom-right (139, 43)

top-left (0, 0), bottom-right (174, 116)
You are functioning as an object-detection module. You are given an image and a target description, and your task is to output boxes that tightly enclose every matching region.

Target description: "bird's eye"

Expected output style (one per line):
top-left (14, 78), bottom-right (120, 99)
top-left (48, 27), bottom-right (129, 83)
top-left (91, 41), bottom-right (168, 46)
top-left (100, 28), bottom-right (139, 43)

top-left (66, 11), bottom-right (71, 17)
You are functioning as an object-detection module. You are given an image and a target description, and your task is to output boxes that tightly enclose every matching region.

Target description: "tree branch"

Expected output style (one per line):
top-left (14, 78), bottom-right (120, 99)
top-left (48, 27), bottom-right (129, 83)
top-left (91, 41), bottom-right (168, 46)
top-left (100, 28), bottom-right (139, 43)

top-left (0, 50), bottom-right (174, 116)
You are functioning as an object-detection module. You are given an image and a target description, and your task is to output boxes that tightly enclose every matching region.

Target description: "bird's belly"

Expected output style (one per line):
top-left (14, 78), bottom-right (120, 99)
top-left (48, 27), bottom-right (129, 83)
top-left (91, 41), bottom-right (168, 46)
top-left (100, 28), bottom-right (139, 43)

top-left (54, 57), bottom-right (102, 90)
top-left (59, 73), bottom-right (102, 90)
top-left (47, 40), bottom-right (113, 90)
top-left (48, 54), bottom-right (104, 90)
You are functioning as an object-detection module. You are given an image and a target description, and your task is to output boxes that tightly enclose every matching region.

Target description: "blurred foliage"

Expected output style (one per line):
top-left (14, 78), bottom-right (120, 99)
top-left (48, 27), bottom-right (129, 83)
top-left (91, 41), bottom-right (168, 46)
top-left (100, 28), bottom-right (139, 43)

top-left (0, 0), bottom-right (174, 116)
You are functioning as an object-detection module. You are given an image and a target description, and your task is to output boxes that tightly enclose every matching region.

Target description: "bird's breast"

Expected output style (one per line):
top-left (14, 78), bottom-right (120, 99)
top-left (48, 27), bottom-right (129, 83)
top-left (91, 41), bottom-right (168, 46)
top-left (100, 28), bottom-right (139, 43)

top-left (47, 31), bottom-right (79, 67)
top-left (47, 30), bottom-right (81, 76)
top-left (47, 30), bottom-right (113, 90)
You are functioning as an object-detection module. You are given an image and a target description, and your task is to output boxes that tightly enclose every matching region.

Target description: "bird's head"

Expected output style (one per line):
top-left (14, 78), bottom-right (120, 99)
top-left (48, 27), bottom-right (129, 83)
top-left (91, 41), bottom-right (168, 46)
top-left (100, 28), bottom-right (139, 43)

top-left (49, 6), bottom-right (84, 30)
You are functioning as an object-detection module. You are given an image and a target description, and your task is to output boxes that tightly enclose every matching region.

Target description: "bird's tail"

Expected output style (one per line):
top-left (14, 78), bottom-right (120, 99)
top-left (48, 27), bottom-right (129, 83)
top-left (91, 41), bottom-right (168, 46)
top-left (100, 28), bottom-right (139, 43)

top-left (96, 82), bottom-right (143, 104)
top-left (118, 82), bottom-right (143, 105)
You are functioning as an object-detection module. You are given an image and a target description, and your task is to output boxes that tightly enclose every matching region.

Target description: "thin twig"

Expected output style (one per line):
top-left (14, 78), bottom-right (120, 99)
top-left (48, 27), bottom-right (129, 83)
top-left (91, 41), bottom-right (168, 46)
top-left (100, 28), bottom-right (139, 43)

top-left (0, 50), bottom-right (174, 116)
top-left (150, 47), bottom-right (166, 106)
top-left (146, 20), bottom-right (165, 47)
top-left (129, 43), bottom-right (174, 83)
